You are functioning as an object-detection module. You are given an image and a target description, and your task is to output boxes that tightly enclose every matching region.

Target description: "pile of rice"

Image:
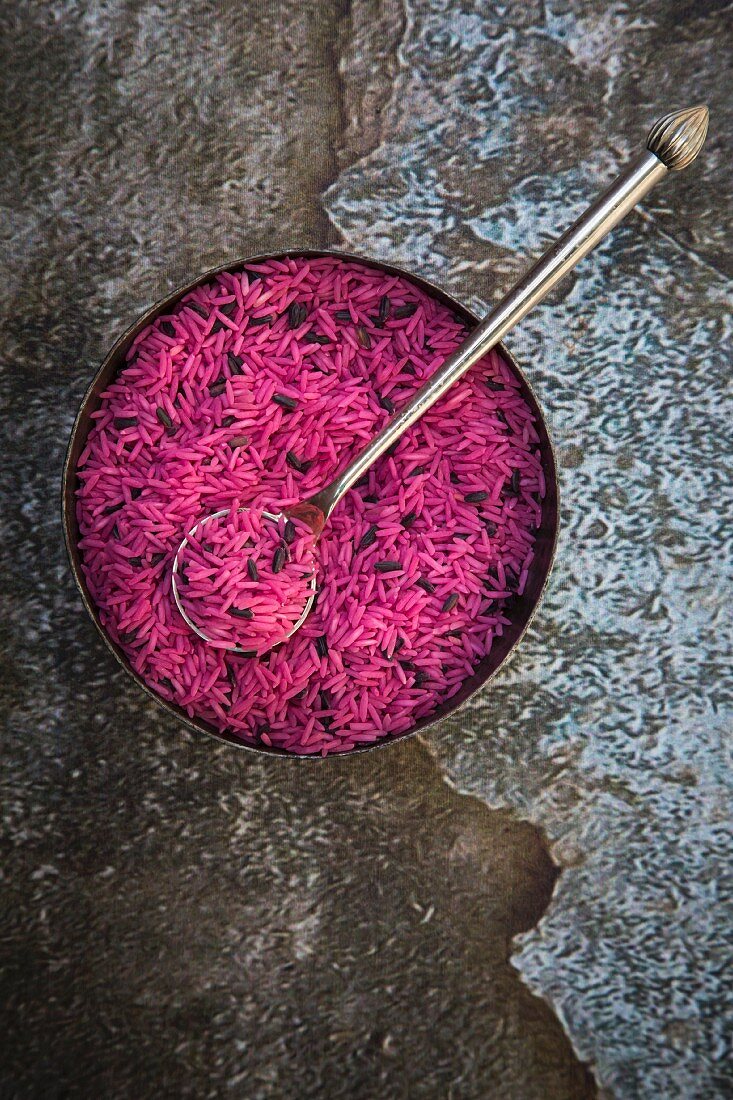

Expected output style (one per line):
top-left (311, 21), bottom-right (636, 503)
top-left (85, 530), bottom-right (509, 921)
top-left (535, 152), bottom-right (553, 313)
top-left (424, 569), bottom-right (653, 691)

top-left (76, 255), bottom-right (545, 755)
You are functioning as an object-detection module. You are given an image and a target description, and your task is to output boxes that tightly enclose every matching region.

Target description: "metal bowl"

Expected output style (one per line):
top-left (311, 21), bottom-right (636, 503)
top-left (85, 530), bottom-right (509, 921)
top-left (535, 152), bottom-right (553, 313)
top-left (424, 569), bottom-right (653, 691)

top-left (62, 249), bottom-right (559, 757)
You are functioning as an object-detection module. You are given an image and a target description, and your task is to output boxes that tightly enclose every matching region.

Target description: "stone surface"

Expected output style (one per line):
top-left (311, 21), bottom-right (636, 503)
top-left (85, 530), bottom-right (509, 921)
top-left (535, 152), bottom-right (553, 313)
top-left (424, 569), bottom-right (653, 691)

top-left (1, 1), bottom-right (730, 1097)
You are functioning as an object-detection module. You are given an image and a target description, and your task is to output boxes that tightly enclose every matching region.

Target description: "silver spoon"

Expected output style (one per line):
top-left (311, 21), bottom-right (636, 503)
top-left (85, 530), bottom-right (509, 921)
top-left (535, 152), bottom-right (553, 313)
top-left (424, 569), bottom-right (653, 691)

top-left (172, 106), bottom-right (709, 653)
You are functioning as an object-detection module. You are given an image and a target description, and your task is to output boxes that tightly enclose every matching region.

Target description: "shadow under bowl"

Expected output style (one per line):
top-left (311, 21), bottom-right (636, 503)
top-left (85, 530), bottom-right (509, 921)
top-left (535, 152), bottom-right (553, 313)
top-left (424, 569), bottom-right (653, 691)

top-left (62, 249), bottom-right (559, 758)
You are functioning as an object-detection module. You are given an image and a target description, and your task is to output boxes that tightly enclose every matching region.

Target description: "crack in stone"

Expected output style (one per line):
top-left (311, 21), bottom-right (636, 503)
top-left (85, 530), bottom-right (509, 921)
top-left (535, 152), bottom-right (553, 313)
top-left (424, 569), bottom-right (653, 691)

top-left (417, 731), bottom-right (606, 1093)
top-left (410, 735), bottom-right (600, 1094)
top-left (317, 0), bottom-right (353, 246)
top-left (324, 0), bottom-right (409, 193)
top-left (414, 734), bottom-right (563, 938)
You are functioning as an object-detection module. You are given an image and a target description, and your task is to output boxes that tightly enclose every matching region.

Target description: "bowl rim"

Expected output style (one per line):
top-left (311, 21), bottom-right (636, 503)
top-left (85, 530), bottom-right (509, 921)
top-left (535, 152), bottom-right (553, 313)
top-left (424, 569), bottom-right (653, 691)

top-left (62, 247), bottom-right (559, 759)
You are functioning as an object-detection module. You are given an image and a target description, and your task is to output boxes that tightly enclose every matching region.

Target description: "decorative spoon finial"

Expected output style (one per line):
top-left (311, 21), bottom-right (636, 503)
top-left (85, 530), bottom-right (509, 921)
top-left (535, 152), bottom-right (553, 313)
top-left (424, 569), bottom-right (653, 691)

top-left (647, 106), bottom-right (709, 170)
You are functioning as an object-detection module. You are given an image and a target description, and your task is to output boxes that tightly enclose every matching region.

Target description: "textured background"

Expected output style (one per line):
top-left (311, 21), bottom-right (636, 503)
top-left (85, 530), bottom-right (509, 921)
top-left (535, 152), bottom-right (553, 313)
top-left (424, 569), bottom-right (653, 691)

top-left (1, 1), bottom-right (731, 1097)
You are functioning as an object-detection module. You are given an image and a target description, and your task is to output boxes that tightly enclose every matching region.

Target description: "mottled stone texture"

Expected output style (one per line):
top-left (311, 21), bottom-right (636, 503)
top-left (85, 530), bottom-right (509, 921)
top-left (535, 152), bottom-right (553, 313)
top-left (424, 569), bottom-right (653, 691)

top-left (0, 0), bottom-right (730, 1098)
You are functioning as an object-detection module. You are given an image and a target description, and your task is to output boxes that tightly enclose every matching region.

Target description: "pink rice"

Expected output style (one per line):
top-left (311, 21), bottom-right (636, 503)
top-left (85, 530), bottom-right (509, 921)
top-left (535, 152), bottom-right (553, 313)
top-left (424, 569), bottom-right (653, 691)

top-left (75, 255), bottom-right (545, 755)
top-left (174, 508), bottom-right (316, 655)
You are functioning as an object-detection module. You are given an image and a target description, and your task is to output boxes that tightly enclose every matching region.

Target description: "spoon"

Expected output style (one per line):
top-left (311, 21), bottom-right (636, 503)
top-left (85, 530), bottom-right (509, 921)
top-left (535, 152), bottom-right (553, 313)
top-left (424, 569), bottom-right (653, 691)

top-left (172, 105), bottom-right (709, 653)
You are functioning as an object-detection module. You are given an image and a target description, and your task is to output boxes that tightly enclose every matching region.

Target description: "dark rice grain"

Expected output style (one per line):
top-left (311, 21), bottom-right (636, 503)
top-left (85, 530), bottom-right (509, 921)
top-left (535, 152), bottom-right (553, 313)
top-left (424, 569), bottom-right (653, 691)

top-left (287, 301), bottom-right (307, 329)
top-left (272, 545), bottom-right (288, 574)
top-left (357, 524), bottom-right (378, 552)
top-left (273, 394), bottom-right (298, 410)
top-left (375, 561), bottom-right (401, 573)
top-left (283, 520), bottom-right (297, 545)
top-left (286, 451), bottom-right (313, 474)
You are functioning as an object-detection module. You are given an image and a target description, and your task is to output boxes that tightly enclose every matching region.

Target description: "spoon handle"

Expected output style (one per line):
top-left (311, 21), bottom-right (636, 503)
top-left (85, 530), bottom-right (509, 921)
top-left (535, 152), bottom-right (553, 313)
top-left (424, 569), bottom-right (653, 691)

top-left (311, 106), bottom-right (708, 520)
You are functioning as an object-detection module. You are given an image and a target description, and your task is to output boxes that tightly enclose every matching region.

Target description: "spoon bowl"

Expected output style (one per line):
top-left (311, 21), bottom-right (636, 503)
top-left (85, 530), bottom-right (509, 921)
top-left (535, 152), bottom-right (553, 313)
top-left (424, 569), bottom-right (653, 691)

top-left (171, 507), bottom-right (318, 655)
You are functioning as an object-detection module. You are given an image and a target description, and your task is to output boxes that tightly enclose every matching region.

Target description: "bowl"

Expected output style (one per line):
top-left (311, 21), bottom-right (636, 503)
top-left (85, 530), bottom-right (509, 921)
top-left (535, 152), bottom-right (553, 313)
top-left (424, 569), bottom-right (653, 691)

top-left (62, 249), bottom-right (559, 757)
